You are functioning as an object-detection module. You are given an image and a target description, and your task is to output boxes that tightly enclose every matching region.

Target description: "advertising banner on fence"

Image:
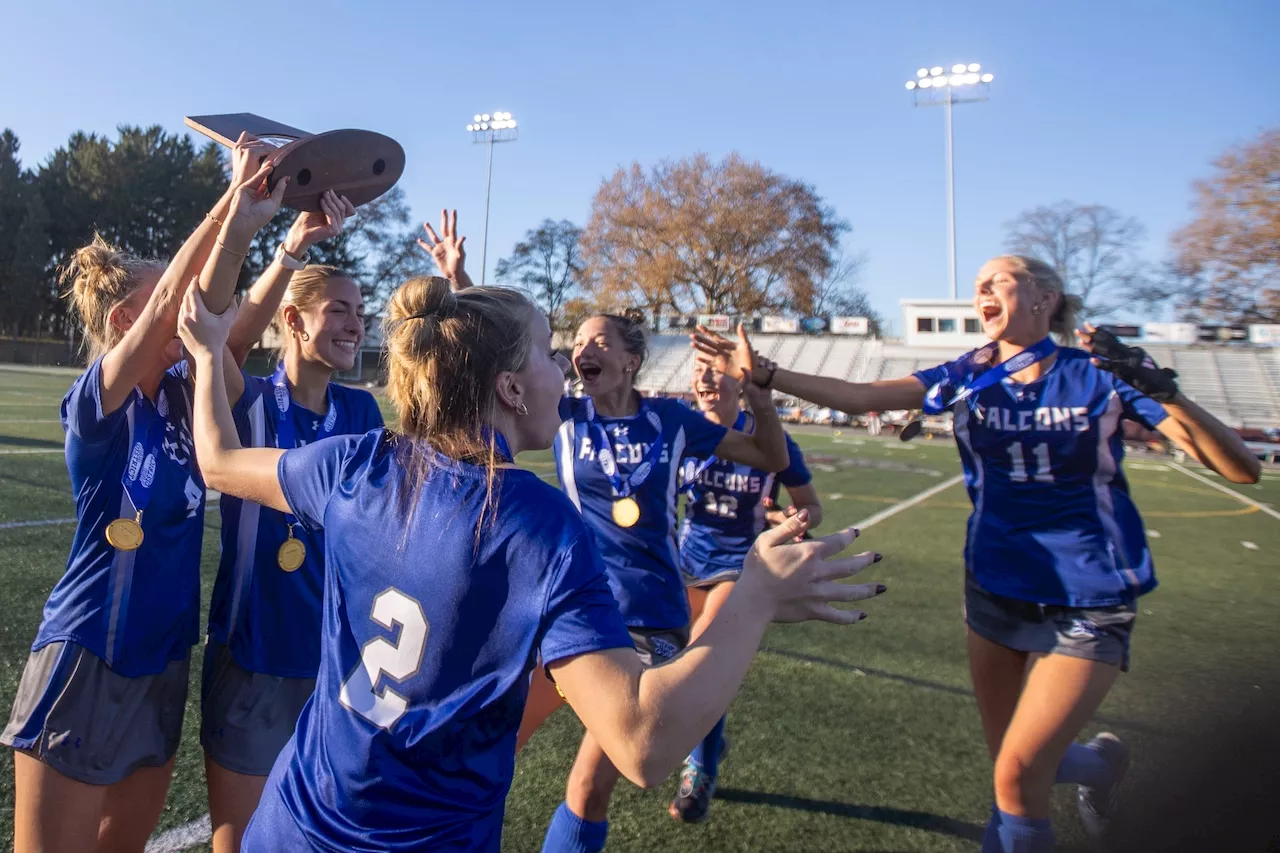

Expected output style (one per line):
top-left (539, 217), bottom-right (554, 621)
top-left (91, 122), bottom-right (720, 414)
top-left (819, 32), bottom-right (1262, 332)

top-left (831, 316), bottom-right (869, 335)
top-left (761, 316), bottom-right (800, 333)
top-left (1143, 323), bottom-right (1198, 344)
top-left (697, 314), bottom-right (733, 332)
top-left (1248, 325), bottom-right (1280, 346)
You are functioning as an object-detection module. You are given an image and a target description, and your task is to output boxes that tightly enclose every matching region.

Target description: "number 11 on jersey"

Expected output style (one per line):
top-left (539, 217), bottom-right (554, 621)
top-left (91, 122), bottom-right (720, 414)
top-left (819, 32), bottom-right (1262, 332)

top-left (1007, 442), bottom-right (1054, 484)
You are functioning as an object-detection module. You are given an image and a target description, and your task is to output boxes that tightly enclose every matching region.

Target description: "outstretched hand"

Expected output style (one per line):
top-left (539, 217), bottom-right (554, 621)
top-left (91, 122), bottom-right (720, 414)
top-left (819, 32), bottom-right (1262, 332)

top-left (178, 281), bottom-right (238, 359)
top-left (1076, 323), bottom-right (1180, 401)
top-left (224, 160), bottom-right (289, 243)
top-left (228, 132), bottom-right (275, 189)
top-left (285, 191), bottom-right (357, 256)
top-left (743, 512), bottom-right (884, 625)
top-left (418, 209), bottom-right (467, 282)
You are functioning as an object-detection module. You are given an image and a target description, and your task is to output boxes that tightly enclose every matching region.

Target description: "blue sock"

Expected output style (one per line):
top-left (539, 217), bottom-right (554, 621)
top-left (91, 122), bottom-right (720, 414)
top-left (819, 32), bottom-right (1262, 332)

top-left (541, 802), bottom-right (608, 853)
top-left (995, 809), bottom-right (1054, 853)
top-left (980, 804), bottom-right (1003, 853)
top-left (689, 715), bottom-right (726, 778)
top-left (1055, 741), bottom-right (1111, 788)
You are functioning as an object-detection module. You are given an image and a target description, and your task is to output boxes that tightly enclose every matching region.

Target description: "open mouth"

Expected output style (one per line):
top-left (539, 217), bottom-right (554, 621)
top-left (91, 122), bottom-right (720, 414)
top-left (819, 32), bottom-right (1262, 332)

top-left (979, 300), bottom-right (1003, 324)
top-left (578, 362), bottom-right (603, 383)
top-left (695, 387), bottom-right (720, 405)
top-left (333, 340), bottom-right (358, 354)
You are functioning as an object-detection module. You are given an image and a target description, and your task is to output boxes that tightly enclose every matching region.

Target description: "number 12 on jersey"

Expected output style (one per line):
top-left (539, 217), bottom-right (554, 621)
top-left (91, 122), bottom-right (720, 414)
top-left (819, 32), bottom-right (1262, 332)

top-left (1007, 442), bottom-right (1054, 484)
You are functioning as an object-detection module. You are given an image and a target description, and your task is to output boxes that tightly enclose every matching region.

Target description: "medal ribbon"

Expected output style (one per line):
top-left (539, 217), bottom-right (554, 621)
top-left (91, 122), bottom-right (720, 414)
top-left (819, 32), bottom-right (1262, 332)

top-left (583, 397), bottom-right (665, 498)
top-left (679, 410), bottom-right (748, 495)
top-left (922, 337), bottom-right (1057, 415)
top-left (120, 388), bottom-right (167, 517)
top-left (271, 365), bottom-right (339, 532)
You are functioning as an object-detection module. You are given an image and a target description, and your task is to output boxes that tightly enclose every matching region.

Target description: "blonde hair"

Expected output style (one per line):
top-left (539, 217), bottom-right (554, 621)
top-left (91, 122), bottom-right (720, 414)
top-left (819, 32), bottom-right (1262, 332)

top-left (59, 234), bottom-right (164, 361)
top-left (382, 277), bottom-right (540, 534)
top-left (274, 264), bottom-right (349, 354)
top-left (989, 254), bottom-right (1083, 341)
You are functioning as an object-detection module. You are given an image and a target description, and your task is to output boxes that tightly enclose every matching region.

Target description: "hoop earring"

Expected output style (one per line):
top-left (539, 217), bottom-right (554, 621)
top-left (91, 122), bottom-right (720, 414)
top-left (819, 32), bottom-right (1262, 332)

top-left (516, 402), bottom-right (529, 416)
top-left (299, 330), bottom-right (311, 342)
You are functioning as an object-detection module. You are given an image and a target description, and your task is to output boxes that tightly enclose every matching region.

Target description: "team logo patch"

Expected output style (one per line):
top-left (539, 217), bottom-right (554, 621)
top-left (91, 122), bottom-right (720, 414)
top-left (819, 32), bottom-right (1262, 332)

top-left (650, 636), bottom-right (678, 661)
top-left (140, 453), bottom-right (157, 488)
top-left (1065, 618), bottom-right (1101, 641)
top-left (127, 442), bottom-right (145, 482)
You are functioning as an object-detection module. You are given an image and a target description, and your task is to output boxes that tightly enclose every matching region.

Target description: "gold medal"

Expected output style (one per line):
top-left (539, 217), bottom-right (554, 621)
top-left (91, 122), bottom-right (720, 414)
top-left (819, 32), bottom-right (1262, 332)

top-left (612, 497), bottom-right (641, 528)
top-left (106, 512), bottom-right (144, 551)
top-left (277, 527), bottom-right (306, 572)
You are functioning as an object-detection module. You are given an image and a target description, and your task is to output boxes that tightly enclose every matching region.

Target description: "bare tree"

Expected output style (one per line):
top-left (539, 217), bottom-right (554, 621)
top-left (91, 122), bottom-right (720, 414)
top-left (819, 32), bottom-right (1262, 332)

top-left (1004, 202), bottom-right (1147, 321)
top-left (494, 219), bottom-right (584, 329)
top-left (581, 153), bottom-right (848, 320)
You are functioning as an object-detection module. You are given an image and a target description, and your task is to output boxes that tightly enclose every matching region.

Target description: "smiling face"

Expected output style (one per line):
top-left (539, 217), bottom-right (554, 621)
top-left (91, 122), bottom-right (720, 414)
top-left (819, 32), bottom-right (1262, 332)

top-left (572, 315), bottom-right (641, 395)
top-left (288, 275), bottom-right (366, 372)
top-left (973, 257), bottom-right (1057, 344)
top-left (690, 359), bottom-right (741, 424)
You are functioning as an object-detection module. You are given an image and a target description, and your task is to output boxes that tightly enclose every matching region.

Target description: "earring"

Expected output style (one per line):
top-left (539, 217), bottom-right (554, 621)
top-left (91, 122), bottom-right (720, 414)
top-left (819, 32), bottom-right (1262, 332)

top-left (516, 402), bottom-right (529, 416)
top-left (300, 330), bottom-right (311, 342)
top-left (623, 367), bottom-right (632, 374)
top-left (1031, 305), bottom-right (1043, 316)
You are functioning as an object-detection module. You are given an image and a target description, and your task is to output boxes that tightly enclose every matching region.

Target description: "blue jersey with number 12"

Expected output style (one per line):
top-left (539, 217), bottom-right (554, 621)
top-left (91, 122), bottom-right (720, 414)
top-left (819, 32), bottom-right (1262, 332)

top-left (241, 430), bottom-right (632, 853)
top-left (678, 411), bottom-right (811, 584)
top-left (914, 347), bottom-right (1168, 608)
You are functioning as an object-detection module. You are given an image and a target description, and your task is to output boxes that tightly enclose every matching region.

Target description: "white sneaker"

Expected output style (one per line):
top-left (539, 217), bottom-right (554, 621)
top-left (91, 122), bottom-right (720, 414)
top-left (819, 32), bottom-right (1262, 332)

top-left (1077, 732), bottom-right (1130, 849)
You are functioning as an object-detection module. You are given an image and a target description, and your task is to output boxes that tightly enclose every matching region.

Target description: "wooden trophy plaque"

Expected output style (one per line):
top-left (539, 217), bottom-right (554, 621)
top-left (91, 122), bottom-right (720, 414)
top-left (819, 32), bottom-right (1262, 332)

top-left (184, 113), bottom-right (405, 212)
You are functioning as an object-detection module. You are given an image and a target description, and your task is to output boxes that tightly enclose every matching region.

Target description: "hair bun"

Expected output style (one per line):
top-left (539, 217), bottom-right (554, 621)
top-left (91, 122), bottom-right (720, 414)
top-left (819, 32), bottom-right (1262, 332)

top-left (61, 233), bottom-right (126, 297)
top-left (385, 276), bottom-right (457, 326)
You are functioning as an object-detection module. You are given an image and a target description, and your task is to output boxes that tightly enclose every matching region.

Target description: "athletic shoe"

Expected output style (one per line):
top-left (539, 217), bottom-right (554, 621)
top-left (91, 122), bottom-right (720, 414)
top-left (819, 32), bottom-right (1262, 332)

top-left (668, 761), bottom-right (717, 823)
top-left (1077, 732), bottom-right (1130, 848)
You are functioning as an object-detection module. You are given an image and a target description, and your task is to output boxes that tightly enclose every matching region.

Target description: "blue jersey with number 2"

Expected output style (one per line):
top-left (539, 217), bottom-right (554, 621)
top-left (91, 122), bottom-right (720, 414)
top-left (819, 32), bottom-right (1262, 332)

top-left (914, 346), bottom-right (1168, 607)
top-left (242, 430), bottom-right (633, 852)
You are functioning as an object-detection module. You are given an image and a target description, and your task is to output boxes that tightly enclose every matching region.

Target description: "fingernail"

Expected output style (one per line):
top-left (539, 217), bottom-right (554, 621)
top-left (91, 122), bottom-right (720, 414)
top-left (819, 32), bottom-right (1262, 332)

top-left (873, 553), bottom-right (883, 563)
top-left (876, 584), bottom-right (887, 594)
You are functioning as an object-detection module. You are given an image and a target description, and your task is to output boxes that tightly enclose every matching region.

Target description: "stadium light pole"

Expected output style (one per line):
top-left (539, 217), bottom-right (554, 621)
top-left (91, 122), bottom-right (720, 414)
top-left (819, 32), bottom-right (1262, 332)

top-left (466, 111), bottom-right (519, 284)
top-left (906, 64), bottom-right (994, 300)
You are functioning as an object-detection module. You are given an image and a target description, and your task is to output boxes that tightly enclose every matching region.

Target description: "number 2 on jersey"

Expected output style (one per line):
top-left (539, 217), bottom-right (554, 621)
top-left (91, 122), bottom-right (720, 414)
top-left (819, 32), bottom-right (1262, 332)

top-left (340, 588), bottom-right (429, 729)
top-left (1006, 442), bottom-right (1054, 483)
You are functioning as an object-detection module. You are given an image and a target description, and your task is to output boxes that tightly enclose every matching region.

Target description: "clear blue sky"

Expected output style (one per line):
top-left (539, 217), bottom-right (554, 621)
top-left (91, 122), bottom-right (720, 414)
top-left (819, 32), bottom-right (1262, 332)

top-left (2, 0), bottom-right (1277, 334)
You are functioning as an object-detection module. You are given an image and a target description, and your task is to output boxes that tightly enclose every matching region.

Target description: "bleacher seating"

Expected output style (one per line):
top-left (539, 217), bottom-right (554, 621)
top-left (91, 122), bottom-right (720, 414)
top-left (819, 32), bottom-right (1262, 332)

top-left (631, 333), bottom-right (1280, 428)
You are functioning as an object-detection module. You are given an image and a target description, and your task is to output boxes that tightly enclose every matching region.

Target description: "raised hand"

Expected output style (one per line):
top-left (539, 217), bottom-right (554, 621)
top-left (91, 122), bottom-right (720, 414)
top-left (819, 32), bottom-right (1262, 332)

top-left (418, 209), bottom-right (468, 283)
top-left (1076, 324), bottom-right (1180, 401)
top-left (178, 281), bottom-right (238, 358)
top-left (284, 191), bottom-right (357, 257)
top-left (742, 512), bottom-right (884, 624)
top-left (692, 323), bottom-right (756, 384)
top-left (228, 132), bottom-right (275, 189)
top-left (224, 161), bottom-right (289, 246)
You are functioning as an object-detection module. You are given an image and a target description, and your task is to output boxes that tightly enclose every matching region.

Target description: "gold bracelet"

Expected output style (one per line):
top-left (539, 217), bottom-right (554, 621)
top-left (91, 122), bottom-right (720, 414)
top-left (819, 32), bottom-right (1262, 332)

top-left (216, 239), bottom-right (248, 258)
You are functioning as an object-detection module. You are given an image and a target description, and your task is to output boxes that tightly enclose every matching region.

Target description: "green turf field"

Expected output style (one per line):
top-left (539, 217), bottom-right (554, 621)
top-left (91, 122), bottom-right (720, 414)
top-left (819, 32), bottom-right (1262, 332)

top-left (1, 365), bottom-right (1278, 852)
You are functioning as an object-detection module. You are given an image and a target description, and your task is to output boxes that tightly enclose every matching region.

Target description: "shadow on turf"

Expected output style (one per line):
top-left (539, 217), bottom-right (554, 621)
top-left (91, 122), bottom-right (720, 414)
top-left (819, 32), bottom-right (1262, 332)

top-left (761, 647), bottom-right (1169, 736)
top-left (0, 435), bottom-right (63, 449)
top-left (715, 788), bottom-right (985, 842)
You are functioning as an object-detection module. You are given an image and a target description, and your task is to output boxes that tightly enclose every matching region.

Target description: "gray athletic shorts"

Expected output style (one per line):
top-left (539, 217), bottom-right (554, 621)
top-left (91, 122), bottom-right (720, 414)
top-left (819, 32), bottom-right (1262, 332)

top-left (963, 573), bottom-right (1138, 671)
top-left (200, 642), bottom-right (316, 776)
top-left (628, 627), bottom-right (690, 666)
top-left (0, 641), bottom-right (189, 785)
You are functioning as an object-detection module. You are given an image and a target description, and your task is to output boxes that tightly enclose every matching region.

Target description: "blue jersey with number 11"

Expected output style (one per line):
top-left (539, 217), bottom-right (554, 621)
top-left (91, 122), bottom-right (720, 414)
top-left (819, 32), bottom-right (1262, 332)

top-left (914, 347), bottom-right (1168, 608)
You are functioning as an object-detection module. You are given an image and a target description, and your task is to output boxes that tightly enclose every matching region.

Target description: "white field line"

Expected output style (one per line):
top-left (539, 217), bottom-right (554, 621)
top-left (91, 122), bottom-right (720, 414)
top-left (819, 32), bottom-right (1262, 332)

top-left (144, 814), bottom-right (211, 853)
top-left (849, 474), bottom-right (965, 531)
top-left (0, 448), bottom-right (62, 455)
top-left (1169, 462), bottom-right (1280, 522)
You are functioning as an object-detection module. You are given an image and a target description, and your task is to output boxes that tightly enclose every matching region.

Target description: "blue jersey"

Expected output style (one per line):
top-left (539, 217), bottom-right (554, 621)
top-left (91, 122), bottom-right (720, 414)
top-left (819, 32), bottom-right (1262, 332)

top-left (914, 347), bottom-right (1169, 607)
top-left (242, 430), bottom-right (632, 852)
top-left (555, 395), bottom-right (727, 630)
top-left (209, 374), bottom-right (383, 678)
top-left (678, 412), bottom-right (811, 584)
top-left (35, 357), bottom-right (205, 677)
